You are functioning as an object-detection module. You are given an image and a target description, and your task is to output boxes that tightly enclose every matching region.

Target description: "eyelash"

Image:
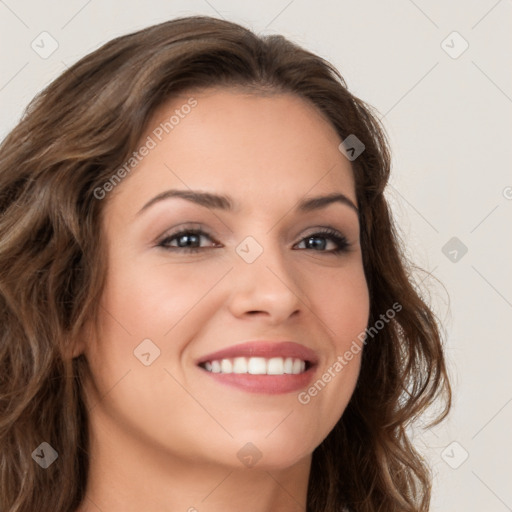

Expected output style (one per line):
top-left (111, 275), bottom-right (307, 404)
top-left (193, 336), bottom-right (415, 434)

top-left (157, 227), bottom-right (350, 255)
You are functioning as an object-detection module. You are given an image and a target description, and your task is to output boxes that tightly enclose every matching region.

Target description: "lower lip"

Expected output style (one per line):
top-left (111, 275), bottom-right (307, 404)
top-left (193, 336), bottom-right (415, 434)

top-left (199, 366), bottom-right (317, 394)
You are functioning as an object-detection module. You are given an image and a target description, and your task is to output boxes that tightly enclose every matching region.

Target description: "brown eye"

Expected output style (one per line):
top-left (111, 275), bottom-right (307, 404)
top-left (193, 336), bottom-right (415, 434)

top-left (158, 229), bottom-right (218, 253)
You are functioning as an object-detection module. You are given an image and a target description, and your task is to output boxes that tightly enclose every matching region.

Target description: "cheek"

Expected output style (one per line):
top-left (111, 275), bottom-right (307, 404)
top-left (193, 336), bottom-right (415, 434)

top-left (302, 264), bottom-right (368, 393)
top-left (308, 264), bottom-right (370, 345)
top-left (99, 256), bottom-right (226, 338)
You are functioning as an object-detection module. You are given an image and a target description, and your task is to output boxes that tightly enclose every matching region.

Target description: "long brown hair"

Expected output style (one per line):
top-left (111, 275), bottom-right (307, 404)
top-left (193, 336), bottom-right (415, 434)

top-left (0, 15), bottom-right (451, 512)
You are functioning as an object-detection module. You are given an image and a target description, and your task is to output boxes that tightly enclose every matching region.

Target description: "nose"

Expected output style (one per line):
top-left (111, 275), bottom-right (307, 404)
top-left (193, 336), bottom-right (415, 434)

top-left (227, 240), bottom-right (307, 325)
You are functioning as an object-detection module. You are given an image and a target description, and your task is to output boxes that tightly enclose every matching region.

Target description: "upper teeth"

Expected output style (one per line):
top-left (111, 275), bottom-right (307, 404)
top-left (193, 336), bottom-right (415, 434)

top-left (203, 357), bottom-right (307, 375)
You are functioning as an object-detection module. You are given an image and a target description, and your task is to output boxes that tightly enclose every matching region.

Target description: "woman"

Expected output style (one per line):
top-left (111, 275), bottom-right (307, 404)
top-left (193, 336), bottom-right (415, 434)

top-left (0, 15), bottom-right (451, 512)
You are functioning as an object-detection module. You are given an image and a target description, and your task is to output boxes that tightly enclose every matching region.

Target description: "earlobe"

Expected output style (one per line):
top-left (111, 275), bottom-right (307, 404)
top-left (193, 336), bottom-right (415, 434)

top-left (71, 339), bottom-right (86, 359)
top-left (62, 337), bottom-right (85, 360)
top-left (63, 322), bottom-right (93, 360)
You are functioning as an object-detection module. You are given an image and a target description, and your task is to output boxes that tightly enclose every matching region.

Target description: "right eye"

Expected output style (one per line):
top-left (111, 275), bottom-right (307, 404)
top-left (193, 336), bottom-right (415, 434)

top-left (157, 229), bottom-right (220, 253)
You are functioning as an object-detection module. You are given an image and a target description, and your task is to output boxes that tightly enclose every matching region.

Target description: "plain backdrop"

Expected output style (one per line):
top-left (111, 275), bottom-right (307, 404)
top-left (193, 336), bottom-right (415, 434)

top-left (1, 1), bottom-right (511, 510)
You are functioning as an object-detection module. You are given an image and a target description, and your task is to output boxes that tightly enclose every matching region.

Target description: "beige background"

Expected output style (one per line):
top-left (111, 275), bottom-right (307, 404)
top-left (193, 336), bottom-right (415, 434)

top-left (1, 1), bottom-right (511, 509)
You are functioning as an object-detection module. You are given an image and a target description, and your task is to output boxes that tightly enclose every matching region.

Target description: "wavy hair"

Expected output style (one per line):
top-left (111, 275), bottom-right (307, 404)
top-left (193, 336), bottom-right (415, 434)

top-left (0, 15), bottom-right (451, 512)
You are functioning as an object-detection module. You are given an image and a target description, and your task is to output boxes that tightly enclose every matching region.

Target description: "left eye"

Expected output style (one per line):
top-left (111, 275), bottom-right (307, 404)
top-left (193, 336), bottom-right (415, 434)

top-left (158, 228), bottom-right (350, 254)
top-left (295, 231), bottom-right (349, 253)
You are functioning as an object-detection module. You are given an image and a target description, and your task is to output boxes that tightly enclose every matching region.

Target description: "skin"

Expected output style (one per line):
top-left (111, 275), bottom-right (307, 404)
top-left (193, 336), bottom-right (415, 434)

top-left (73, 88), bottom-right (370, 512)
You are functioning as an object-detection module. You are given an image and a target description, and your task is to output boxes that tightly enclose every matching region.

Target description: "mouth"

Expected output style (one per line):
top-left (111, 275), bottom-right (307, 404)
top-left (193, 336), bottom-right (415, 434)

top-left (199, 357), bottom-right (313, 375)
top-left (196, 341), bottom-right (318, 394)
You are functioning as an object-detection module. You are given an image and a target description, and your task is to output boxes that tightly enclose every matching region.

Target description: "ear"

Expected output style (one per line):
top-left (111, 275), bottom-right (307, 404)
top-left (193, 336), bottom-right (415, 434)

top-left (70, 338), bottom-right (86, 359)
top-left (62, 321), bottom-right (93, 360)
top-left (61, 336), bottom-right (85, 360)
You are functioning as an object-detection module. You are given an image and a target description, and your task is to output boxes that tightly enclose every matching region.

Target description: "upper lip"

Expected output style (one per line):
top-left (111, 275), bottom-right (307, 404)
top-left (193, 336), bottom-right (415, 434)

top-left (196, 341), bottom-right (319, 366)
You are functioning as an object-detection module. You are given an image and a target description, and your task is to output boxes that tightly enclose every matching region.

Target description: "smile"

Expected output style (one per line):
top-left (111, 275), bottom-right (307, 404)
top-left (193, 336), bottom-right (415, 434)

top-left (200, 356), bottom-right (309, 375)
top-left (195, 340), bottom-right (318, 394)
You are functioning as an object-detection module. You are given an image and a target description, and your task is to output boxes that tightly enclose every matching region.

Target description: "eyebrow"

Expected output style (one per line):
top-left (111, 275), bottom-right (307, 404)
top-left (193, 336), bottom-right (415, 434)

top-left (136, 189), bottom-right (359, 216)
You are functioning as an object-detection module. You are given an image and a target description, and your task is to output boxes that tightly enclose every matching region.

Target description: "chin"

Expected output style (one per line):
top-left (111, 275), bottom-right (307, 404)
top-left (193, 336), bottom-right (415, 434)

top-left (224, 433), bottom-right (316, 472)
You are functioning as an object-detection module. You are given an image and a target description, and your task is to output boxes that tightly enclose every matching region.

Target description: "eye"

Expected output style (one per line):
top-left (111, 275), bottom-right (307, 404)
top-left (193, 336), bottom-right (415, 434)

top-left (294, 228), bottom-right (350, 254)
top-left (157, 228), bottom-right (218, 253)
top-left (157, 226), bottom-right (350, 255)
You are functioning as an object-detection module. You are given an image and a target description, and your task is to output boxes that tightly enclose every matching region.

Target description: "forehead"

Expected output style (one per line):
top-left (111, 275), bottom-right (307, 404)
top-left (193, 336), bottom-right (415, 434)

top-left (106, 88), bottom-right (356, 217)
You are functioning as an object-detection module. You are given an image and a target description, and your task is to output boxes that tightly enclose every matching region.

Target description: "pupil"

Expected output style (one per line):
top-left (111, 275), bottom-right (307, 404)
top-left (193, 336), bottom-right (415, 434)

top-left (307, 237), bottom-right (325, 250)
top-left (179, 234), bottom-right (199, 247)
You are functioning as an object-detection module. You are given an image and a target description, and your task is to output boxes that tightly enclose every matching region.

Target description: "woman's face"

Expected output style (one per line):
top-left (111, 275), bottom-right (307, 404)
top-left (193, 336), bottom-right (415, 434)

top-left (79, 88), bottom-right (370, 471)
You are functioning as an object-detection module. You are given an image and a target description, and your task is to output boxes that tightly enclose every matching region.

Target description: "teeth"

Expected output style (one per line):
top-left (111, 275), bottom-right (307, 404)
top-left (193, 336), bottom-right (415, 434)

top-left (292, 358), bottom-right (303, 374)
top-left (221, 359), bottom-right (232, 373)
top-left (267, 357), bottom-right (284, 375)
top-left (248, 357), bottom-right (267, 374)
top-left (202, 356), bottom-right (307, 375)
top-left (233, 357), bottom-right (247, 373)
